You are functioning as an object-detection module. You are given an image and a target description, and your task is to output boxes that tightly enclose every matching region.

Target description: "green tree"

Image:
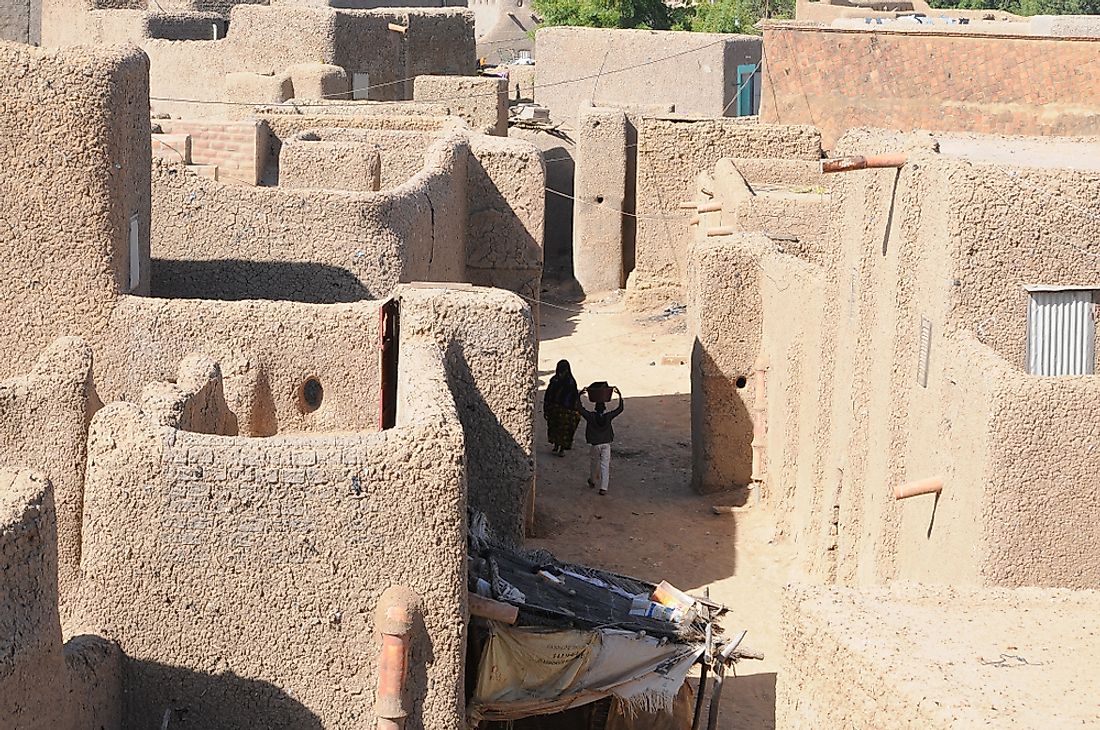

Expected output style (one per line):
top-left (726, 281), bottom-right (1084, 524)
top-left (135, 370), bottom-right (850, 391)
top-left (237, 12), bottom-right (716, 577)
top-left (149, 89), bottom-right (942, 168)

top-left (531, 0), bottom-right (674, 28)
top-left (928, 0), bottom-right (1098, 13)
top-left (684, 0), bottom-right (795, 33)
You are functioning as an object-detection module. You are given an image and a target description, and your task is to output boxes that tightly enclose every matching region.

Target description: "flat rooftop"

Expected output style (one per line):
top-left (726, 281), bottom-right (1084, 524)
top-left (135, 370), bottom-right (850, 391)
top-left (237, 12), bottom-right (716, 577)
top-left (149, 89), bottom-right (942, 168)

top-left (934, 133), bottom-right (1100, 171)
top-left (782, 583), bottom-right (1100, 728)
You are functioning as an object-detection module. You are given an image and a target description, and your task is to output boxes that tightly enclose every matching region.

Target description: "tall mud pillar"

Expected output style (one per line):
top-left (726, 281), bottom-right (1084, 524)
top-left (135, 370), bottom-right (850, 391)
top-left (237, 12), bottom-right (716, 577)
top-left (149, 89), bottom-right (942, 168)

top-left (573, 105), bottom-right (626, 294)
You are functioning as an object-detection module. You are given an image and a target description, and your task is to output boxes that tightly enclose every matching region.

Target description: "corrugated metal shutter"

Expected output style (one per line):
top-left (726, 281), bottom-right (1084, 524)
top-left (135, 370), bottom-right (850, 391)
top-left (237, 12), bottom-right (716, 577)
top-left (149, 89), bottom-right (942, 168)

top-left (1026, 290), bottom-right (1096, 376)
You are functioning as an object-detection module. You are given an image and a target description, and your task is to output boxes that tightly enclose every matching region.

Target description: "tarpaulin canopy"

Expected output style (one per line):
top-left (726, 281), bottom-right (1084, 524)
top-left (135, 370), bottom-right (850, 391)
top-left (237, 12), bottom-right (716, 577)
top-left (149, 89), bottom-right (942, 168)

top-left (469, 624), bottom-right (702, 722)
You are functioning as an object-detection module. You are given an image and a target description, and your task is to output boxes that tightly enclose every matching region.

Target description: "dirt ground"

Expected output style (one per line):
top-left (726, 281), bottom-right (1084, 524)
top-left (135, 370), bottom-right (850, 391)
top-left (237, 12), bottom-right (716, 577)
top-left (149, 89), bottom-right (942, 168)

top-left (527, 290), bottom-right (804, 730)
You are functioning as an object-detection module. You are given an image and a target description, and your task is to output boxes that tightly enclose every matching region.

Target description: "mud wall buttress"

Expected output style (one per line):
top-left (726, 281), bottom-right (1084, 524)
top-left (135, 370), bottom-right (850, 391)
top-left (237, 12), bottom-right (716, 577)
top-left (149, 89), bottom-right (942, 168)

top-left (399, 286), bottom-right (537, 546)
top-left (0, 42), bottom-right (151, 378)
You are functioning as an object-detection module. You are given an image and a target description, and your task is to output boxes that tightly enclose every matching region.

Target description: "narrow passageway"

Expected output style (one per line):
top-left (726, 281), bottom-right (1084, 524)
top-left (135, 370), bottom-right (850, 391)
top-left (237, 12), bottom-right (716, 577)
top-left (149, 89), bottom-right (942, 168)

top-left (529, 291), bottom-right (799, 730)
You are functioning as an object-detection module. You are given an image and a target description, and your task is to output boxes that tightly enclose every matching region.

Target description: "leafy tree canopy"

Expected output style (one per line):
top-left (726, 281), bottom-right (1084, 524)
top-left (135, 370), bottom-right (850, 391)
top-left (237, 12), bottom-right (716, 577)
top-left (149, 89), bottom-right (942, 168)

top-left (531, 0), bottom-right (1094, 34)
top-left (927, 0), bottom-right (1100, 14)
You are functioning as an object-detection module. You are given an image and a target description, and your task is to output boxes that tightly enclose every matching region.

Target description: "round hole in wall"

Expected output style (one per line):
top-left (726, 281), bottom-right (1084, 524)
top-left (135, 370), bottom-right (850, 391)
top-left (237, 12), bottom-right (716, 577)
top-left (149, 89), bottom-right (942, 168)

top-left (300, 377), bottom-right (324, 413)
top-left (596, 195), bottom-right (604, 204)
top-left (735, 376), bottom-right (748, 389)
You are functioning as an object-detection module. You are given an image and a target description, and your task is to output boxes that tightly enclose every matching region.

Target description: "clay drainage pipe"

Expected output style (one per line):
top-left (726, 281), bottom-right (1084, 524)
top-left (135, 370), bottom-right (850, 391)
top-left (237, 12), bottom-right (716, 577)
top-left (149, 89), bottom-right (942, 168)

top-left (375, 585), bottom-right (421, 730)
top-left (894, 476), bottom-right (943, 500)
top-left (821, 153), bottom-right (908, 174)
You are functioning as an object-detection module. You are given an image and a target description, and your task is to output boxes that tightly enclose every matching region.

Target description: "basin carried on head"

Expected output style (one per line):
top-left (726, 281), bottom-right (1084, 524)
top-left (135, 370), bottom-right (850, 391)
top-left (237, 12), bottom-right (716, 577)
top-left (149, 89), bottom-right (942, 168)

top-left (587, 381), bottom-right (614, 403)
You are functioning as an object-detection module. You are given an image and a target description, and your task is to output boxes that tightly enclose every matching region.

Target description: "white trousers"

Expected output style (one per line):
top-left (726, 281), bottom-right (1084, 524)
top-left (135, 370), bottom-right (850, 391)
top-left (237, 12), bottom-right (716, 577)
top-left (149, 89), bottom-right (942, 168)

top-left (589, 443), bottom-right (611, 492)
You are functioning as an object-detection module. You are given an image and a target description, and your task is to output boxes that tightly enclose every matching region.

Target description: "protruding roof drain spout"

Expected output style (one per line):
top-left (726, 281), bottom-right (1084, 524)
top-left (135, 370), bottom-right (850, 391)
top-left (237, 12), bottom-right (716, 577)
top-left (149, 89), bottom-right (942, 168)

top-left (375, 586), bottom-right (422, 730)
top-left (820, 153), bottom-right (908, 174)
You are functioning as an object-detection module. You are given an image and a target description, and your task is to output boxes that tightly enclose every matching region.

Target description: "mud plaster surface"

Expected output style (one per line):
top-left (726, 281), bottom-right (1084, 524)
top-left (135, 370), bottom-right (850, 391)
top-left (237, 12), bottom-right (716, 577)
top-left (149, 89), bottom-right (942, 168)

top-left (779, 584), bottom-right (1100, 728)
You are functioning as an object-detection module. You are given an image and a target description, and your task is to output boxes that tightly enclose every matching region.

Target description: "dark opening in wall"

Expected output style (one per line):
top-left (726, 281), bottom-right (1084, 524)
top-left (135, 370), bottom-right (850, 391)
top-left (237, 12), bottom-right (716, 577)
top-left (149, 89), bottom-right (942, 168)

top-left (300, 377), bottom-right (323, 413)
top-left (735, 375), bottom-right (748, 389)
top-left (596, 195), bottom-right (604, 204)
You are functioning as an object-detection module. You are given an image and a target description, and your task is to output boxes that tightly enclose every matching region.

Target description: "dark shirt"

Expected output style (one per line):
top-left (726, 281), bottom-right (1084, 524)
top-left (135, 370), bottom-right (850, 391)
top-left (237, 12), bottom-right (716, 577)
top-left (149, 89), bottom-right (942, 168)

top-left (578, 401), bottom-right (624, 445)
top-left (545, 374), bottom-right (578, 410)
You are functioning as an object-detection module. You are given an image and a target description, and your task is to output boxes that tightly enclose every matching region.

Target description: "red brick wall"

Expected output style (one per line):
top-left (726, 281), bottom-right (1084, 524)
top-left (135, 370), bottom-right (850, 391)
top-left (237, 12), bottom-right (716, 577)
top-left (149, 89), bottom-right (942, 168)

top-left (760, 27), bottom-right (1100, 148)
top-left (156, 120), bottom-right (267, 185)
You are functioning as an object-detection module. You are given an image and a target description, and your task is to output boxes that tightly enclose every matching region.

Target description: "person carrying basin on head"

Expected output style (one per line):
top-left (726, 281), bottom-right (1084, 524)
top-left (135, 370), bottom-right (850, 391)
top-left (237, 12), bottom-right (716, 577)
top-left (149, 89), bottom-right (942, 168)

top-left (544, 359), bottom-right (581, 456)
top-left (576, 382), bottom-right (624, 495)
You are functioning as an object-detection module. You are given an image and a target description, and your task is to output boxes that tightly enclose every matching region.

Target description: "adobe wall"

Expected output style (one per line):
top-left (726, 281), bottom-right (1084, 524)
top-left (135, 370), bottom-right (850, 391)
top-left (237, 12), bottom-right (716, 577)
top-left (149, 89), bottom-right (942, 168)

top-left (760, 25), bottom-right (1100, 149)
top-left (1, 0), bottom-right (37, 42)
top-left (0, 469), bottom-right (69, 730)
top-left (0, 339), bottom-right (93, 622)
top-left (399, 285), bottom-right (537, 547)
top-left (256, 111), bottom-right (460, 184)
top-left (0, 41), bottom-right (150, 379)
top-left (686, 234), bottom-right (768, 495)
top-left (975, 341), bottom-right (1100, 588)
top-left (465, 134), bottom-right (546, 301)
top-left (44, 5), bottom-right (476, 114)
top-left (573, 105), bottom-right (627, 295)
top-left (74, 341), bottom-right (467, 729)
top-left (938, 161), bottom-right (1100, 369)
top-left (778, 583), bottom-right (1100, 727)
top-left (630, 118), bottom-right (822, 309)
top-left (150, 120), bottom-right (542, 302)
top-left (413, 74), bottom-right (507, 136)
top-left (685, 158), bottom-right (832, 493)
top-left (270, 125), bottom-right (449, 188)
top-left (534, 27), bottom-right (761, 122)
top-left (689, 131), bottom-right (1100, 588)
top-left (149, 130), bottom-right (470, 302)
top-left (63, 635), bottom-right (123, 730)
top-left (279, 132), bottom-right (383, 192)
top-left (101, 297), bottom-right (384, 436)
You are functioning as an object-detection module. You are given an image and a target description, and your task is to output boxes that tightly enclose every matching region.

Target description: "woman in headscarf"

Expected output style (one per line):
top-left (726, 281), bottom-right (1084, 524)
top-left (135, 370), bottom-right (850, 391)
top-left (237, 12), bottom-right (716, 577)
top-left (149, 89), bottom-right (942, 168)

top-left (544, 359), bottom-right (581, 456)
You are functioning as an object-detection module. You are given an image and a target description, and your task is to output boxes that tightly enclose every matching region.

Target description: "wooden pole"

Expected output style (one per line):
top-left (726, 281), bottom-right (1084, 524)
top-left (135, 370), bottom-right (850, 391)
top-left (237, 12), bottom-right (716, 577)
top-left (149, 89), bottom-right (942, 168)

top-left (469, 593), bottom-right (519, 624)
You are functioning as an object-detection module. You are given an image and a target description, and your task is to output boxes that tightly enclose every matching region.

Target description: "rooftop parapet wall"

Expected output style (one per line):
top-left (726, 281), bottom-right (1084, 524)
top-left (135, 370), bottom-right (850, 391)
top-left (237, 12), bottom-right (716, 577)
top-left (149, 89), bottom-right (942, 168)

top-left (0, 469), bottom-right (69, 730)
top-left (279, 134), bottom-right (383, 191)
top-left (273, 126), bottom-right (449, 189)
top-left (533, 27), bottom-right (761, 122)
top-left (150, 131), bottom-right (470, 302)
top-left (0, 339), bottom-right (94, 622)
top-left (138, 353), bottom-right (238, 434)
top-left (74, 343), bottom-right (467, 729)
top-left (45, 4), bottom-right (476, 114)
top-left (0, 41), bottom-right (151, 379)
top-left (413, 74), bottom-right (508, 136)
top-left (778, 583), bottom-right (1100, 728)
top-left (153, 119), bottom-right (268, 185)
top-left (256, 112), bottom-right (462, 183)
top-left (759, 24), bottom-right (1100, 149)
top-left (0, 470), bottom-right (123, 729)
top-left (101, 297), bottom-right (384, 436)
top-left (629, 119), bottom-right (822, 309)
